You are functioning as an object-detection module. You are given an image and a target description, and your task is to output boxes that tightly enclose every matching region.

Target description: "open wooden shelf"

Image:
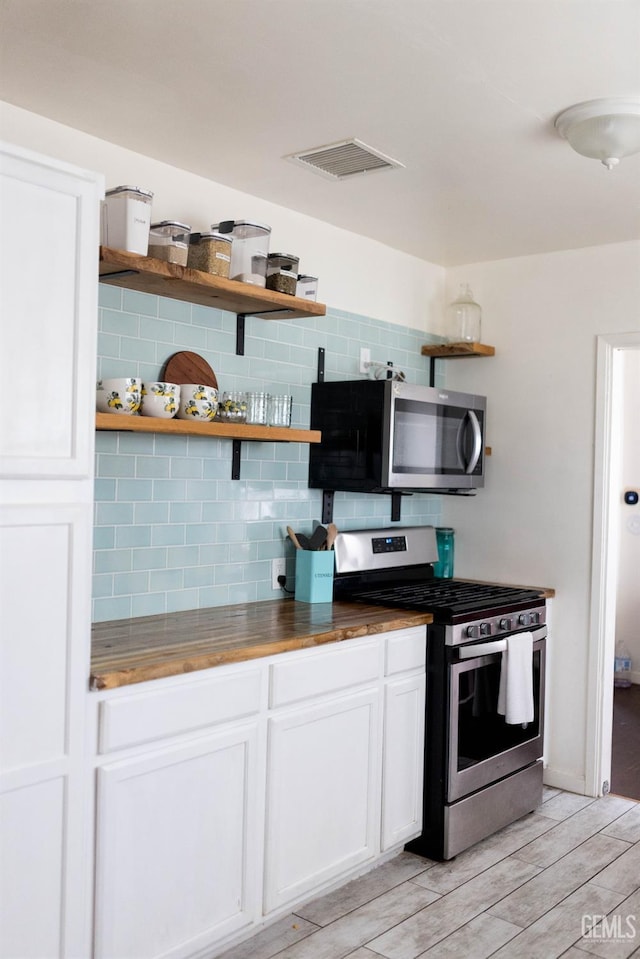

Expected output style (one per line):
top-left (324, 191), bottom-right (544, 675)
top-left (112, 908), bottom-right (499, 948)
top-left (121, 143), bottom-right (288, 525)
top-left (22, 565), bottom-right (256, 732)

top-left (421, 342), bottom-right (495, 358)
top-left (99, 246), bottom-right (326, 321)
top-left (96, 412), bottom-right (321, 444)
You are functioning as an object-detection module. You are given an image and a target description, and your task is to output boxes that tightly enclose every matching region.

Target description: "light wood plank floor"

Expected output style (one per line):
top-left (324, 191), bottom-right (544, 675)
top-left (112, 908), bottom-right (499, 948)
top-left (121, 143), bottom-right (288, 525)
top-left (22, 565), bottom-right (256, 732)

top-left (219, 789), bottom-right (640, 959)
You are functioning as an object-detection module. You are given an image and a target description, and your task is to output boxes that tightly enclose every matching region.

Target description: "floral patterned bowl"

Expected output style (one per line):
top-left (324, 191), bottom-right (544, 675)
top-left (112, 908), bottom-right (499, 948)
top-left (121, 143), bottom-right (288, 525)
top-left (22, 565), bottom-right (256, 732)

top-left (176, 384), bottom-right (219, 421)
top-left (96, 377), bottom-right (142, 414)
top-left (140, 381), bottom-right (181, 419)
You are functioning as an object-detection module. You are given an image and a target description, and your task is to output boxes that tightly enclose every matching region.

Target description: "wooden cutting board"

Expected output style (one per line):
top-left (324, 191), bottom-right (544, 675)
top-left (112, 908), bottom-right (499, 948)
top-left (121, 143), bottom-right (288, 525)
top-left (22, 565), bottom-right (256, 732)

top-left (161, 351), bottom-right (218, 388)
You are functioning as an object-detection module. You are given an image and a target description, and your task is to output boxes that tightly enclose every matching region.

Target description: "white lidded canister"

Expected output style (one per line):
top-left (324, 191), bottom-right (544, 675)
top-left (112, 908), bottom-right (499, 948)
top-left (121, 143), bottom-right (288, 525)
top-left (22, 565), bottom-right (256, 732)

top-left (211, 220), bottom-right (271, 287)
top-left (101, 185), bottom-right (154, 255)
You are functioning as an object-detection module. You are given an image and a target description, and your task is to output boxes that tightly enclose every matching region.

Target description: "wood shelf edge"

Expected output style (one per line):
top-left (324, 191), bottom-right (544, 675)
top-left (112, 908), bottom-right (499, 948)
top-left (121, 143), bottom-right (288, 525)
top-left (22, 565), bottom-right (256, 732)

top-left (98, 246), bottom-right (326, 320)
top-left (421, 342), bottom-right (495, 357)
top-left (95, 412), bottom-right (321, 443)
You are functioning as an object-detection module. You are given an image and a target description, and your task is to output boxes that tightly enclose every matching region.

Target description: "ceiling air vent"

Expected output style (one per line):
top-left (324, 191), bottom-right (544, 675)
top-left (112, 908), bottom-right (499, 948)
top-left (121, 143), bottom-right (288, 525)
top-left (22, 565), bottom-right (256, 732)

top-left (285, 138), bottom-right (404, 180)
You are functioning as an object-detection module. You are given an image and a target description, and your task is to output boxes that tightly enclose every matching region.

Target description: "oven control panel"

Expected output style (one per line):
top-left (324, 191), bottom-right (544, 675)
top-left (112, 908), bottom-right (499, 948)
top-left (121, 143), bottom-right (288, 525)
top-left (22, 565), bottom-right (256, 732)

top-left (334, 525), bottom-right (438, 574)
top-left (372, 535), bottom-right (407, 554)
top-left (447, 605), bottom-right (546, 645)
top-left (465, 609), bottom-right (543, 639)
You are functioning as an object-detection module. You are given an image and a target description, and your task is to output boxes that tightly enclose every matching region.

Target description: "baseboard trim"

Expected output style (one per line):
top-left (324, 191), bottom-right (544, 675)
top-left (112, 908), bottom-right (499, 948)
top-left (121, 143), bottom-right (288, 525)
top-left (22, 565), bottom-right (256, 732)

top-left (543, 767), bottom-right (589, 796)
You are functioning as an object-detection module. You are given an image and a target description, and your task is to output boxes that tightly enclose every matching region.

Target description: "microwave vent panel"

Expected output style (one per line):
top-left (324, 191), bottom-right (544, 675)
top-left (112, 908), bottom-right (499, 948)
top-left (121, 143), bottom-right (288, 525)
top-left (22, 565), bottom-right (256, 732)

top-left (285, 138), bottom-right (405, 180)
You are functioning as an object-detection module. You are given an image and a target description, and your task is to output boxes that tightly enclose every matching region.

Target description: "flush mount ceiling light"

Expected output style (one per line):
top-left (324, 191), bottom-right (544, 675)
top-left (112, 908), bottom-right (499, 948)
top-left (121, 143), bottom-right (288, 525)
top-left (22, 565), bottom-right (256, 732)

top-left (555, 97), bottom-right (640, 170)
top-left (285, 138), bottom-right (404, 180)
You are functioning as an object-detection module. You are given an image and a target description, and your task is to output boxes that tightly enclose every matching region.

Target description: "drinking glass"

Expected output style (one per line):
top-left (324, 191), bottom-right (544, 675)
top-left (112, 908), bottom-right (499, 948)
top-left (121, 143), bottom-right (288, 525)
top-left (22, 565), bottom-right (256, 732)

top-left (246, 391), bottom-right (270, 425)
top-left (268, 394), bottom-right (292, 427)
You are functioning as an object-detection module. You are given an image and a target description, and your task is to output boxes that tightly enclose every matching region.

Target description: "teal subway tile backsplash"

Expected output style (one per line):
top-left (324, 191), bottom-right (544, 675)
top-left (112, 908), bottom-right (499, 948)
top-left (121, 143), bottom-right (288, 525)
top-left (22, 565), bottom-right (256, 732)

top-left (115, 525), bottom-right (151, 549)
top-left (157, 296), bottom-right (191, 323)
top-left (93, 284), bottom-right (444, 622)
top-left (98, 283), bottom-right (122, 310)
top-left (122, 288), bottom-right (158, 316)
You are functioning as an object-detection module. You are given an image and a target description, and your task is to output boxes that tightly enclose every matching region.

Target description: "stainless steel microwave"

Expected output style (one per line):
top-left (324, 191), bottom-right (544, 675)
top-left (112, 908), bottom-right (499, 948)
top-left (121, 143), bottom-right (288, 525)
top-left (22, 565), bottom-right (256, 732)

top-left (308, 379), bottom-right (486, 493)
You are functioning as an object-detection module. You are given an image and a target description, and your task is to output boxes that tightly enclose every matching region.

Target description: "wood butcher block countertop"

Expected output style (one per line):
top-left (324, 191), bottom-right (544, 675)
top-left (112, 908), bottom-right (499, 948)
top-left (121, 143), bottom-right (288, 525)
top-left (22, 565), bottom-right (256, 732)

top-left (90, 600), bottom-right (433, 690)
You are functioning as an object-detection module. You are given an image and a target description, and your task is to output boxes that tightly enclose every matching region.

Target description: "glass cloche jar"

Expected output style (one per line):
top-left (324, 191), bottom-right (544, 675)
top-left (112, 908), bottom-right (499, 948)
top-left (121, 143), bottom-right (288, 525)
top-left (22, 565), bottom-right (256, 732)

top-left (446, 284), bottom-right (482, 343)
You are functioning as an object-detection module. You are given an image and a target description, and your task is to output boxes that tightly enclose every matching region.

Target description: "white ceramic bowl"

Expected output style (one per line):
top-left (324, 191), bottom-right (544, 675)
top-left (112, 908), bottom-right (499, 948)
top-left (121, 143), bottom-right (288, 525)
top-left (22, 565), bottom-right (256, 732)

top-left (140, 381), bottom-right (180, 418)
top-left (96, 377), bottom-right (142, 414)
top-left (176, 384), bottom-right (219, 421)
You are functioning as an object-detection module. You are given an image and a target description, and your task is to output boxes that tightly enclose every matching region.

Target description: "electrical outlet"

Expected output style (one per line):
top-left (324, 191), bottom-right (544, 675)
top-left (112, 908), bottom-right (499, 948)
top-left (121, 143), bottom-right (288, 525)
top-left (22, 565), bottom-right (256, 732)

top-left (272, 557), bottom-right (286, 590)
top-left (359, 347), bottom-right (371, 374)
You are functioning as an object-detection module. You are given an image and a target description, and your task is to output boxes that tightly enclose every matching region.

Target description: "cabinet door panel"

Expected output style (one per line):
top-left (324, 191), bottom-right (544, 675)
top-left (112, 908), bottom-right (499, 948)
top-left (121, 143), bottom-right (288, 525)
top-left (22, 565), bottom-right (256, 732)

top-left (270, 639), bottom-right (379, 707)
top-left (264, 689), bottom-right (380, 913)
top-left (0, 145), bottom-right (100, 478)
top-left (0, 777), bottom-right (65, 959)
top-left (99, 665), bottom-right (262, 753)
top-left (385, 626), bottom-right (426, 676)
top-left (382, 674), bottom-right (426, 850)
top-left (0, 510), bottom-right (81, 772)
top-left (95, 726), bottom-right (259, 959)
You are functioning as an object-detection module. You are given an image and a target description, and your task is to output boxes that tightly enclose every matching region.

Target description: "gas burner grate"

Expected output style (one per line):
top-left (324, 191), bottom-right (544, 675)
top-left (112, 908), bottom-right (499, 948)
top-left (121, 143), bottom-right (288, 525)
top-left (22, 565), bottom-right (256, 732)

top-left (347, 580), bottom-right (543, 617)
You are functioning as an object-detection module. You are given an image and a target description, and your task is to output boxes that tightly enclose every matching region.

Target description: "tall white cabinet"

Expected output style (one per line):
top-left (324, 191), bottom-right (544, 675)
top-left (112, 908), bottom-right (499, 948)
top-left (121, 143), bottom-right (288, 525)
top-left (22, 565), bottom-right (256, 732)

top-left (0, 142), bottom-right (103, 959)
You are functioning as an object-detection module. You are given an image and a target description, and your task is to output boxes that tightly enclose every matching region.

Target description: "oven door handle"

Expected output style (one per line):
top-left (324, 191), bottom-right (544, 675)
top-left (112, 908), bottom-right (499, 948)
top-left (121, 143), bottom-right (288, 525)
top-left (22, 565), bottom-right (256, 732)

top-left (458, 639), bottom-right (506, 658)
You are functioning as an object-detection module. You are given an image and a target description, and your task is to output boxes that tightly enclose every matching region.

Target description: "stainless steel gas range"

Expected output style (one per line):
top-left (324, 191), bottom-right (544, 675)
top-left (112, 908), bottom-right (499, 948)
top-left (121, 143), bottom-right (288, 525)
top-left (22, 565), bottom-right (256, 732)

top-left (333, 526), bottom-right (547, 861)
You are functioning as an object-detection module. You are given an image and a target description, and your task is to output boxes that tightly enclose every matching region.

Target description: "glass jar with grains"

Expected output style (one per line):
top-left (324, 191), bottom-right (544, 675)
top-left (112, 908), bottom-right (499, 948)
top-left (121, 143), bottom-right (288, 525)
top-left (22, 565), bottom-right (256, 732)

top-left (148, 221), bottom-right (191, 266)
top-left (266, 253), bottom-right (300, 295)
top-left (187, 232), bottom-right (232, 277)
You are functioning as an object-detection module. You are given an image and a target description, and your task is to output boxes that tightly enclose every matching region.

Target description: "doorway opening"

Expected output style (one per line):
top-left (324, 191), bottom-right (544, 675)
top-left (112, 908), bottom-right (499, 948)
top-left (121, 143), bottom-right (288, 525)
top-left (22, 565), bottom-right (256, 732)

top-left (586, 332), bottom-right (640, 801)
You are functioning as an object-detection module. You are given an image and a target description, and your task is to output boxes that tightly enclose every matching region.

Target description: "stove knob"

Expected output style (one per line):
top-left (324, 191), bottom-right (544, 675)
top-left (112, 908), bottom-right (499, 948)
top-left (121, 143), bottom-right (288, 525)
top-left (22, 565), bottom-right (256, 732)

top-left (466, 625), bottom-right (480, 639)
top-left (499, 617), bottom-right (513, 631)
top-left (530, 611), bottom-right (540, 625)
top-left (519, 612), bottom-right (532, 627)
top-left (479, 622), bottom-right (492, 636)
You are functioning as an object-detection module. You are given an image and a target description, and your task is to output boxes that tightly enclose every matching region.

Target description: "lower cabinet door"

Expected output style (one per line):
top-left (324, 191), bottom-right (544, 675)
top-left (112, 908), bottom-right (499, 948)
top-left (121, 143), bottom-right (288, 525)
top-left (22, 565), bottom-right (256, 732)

top-left (264, 688), bottom-right (380, 914)
top-left (94, 724), bottom-right (259, 959)
top-left (381, 674), bottom-right (426, 850)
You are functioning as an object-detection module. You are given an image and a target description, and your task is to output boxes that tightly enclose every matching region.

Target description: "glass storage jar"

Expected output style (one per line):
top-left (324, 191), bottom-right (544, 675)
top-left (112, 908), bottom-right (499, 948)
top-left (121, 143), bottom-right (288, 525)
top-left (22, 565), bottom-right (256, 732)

top-left (266, 253), bottom-right (300, 295)
top-left (445, 284), bottom-right (482, 343)
top-left (187, 232), bottom-right (232, 277)
top-left (266, 269), bottom-right (297, 295)
top-left (296, 274), bottom-right (319, 301)
top-left (148, 221), bottom-right (191, 266)
top-left (211, 220), bottom-right (271, 286)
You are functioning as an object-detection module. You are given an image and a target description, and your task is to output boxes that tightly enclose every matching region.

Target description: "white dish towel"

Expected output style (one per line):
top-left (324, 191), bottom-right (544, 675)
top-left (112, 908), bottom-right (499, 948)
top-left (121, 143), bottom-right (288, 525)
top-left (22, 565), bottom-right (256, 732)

top-left (497, 632), bottom-right (534, 725)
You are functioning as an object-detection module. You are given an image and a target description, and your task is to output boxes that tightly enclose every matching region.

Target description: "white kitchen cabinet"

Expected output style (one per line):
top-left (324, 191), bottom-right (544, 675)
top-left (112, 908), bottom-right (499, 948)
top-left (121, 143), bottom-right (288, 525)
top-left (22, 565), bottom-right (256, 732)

top-left (264, 686), bottom-right (380, 913)
top-left (381, 627), bottom-right (427, 850)
top-left (0, 142), bottom-right (102, 959)
top-left (94, 724), bottom-right (261, 959)
top-left (91, 664), bottom-right (264, 959)
top-left (381, 673), bottom-right (426, 849)
top-left (90, 629), bottom-right (426, 958)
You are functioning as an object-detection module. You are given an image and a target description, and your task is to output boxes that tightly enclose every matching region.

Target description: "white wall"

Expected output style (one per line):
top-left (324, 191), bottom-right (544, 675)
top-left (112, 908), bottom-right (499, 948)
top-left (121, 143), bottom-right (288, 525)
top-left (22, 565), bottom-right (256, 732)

top-left (442, 243), bottom-right (640, 793)
top-left (0, 102), bottom-right (445, 332)
top-left (616, 349), bottom-right (640, 682)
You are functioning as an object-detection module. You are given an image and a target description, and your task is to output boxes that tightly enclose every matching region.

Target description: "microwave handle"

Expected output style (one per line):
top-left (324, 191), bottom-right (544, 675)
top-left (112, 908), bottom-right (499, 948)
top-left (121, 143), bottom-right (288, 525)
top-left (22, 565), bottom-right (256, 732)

top-left (466, 410), bottom-right (482, 474)
top-left (456, 410), bottom-right (483, 474)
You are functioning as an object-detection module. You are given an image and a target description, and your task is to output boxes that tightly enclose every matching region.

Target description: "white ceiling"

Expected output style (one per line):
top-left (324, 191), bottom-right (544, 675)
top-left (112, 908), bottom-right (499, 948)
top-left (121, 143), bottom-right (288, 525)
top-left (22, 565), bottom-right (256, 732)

top-left (1, 0), bottom-right (639, 266)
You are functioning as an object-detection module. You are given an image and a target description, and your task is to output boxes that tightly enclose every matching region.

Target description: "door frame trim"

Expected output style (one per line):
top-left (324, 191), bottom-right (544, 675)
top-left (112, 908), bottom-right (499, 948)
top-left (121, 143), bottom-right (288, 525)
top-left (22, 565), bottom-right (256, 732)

top-left (586, 331), bottom-right (640, 796)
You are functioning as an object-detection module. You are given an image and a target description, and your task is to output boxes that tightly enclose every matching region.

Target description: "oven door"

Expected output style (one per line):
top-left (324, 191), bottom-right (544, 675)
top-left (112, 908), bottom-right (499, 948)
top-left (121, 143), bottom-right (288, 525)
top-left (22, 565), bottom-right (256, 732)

top-left (447, 627), bottom-right (546, 802)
